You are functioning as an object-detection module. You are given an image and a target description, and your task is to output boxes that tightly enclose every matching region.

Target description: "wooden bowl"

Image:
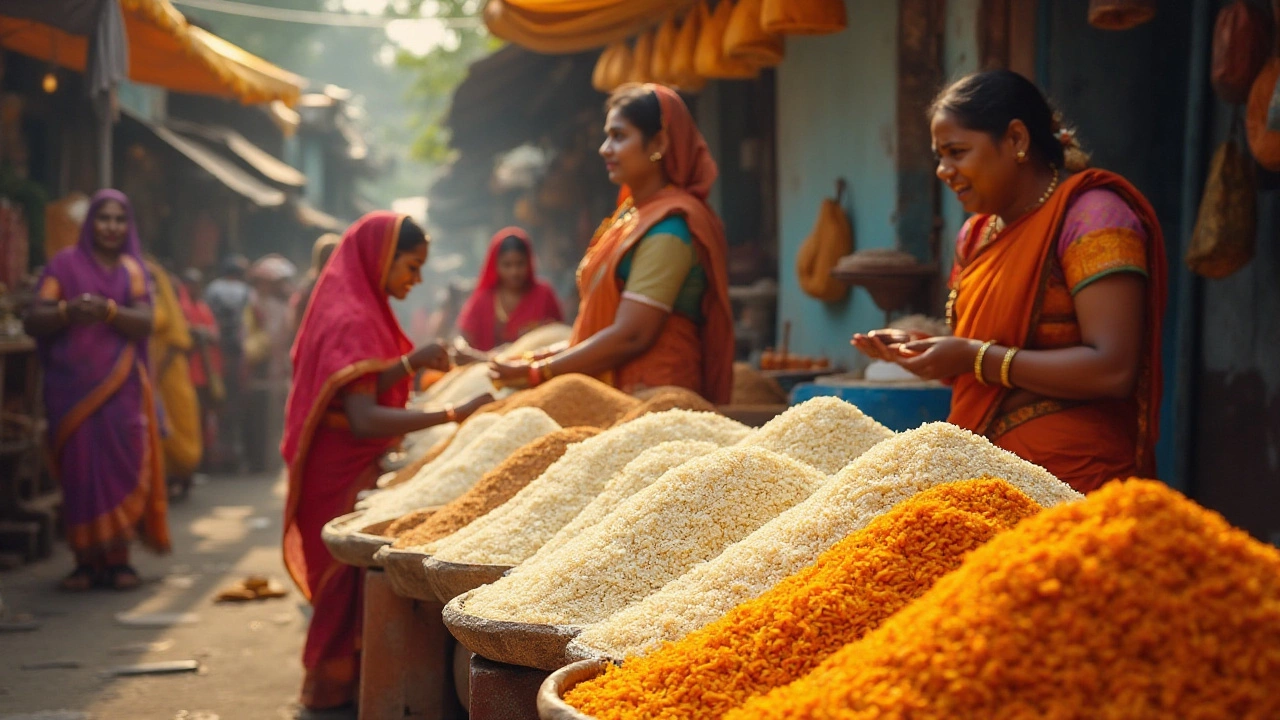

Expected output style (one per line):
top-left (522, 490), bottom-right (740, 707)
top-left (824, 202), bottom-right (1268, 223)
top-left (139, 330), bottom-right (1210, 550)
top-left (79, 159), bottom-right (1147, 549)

top-left (443, 589), bottom-right (583, 671)
top-left (423, 555), bottom-right (512, 604)
top-left (537, 659), bottom-right (610, 720)
top-left (375, 546), bottom-right (437, 601)
top-left (321, 511), bottom-right (394, 568)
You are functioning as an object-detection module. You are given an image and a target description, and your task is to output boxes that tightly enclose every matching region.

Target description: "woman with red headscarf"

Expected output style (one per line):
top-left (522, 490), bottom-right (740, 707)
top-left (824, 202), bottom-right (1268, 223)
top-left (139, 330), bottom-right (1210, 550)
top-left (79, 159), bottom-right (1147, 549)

top-left (282, 212), bottom-right (491, 711)
top-left (456, 228), bottom-right (562, 352)
top-left (490, 84), bottom-right (735, 403)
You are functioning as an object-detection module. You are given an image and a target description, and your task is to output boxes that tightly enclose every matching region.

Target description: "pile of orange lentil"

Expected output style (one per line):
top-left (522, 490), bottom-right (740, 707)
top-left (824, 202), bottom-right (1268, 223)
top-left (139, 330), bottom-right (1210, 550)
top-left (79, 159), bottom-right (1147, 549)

top-left (729, 479), bottom-right (1280, 719)
top-left (564, 478), bottom-right (1044, 719)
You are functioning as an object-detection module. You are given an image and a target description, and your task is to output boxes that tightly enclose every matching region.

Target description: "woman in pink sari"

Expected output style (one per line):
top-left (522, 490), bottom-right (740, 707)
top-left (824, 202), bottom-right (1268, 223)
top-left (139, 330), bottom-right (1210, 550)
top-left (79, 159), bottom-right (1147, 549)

top-left (24, 190), bottom-right (169, 591)
top-left (282, 212), bottom-right (491, 711)
top-left (456, 227), bottom-right (563, 352)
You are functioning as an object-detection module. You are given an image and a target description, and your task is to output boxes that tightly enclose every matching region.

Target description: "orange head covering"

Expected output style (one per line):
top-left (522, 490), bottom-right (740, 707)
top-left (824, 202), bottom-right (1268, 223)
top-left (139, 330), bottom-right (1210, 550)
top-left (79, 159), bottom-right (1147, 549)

top-left (573, 84), bottom-right (735, 404)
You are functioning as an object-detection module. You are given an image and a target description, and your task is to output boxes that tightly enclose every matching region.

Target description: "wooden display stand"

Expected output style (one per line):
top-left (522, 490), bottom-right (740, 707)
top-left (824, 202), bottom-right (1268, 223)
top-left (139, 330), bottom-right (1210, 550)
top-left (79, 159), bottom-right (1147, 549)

top-left (0, 335), bottom-right (54, 566)
top-left (468, 655), bottom-right (551, 720)
top-left (359, 569), bottom-right (464, 720)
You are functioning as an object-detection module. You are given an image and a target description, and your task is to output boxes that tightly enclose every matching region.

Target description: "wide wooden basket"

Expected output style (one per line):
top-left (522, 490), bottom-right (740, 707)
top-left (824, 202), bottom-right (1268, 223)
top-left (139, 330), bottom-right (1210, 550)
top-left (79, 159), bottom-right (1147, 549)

top-left (537, 659), bottom-right (609, 720)
top-left (375, 546), bottom-right (437, 601)
top-left (443, 589), bottom-right (584, 671)
top-left (321, 511), bottom-right (394, 568)
top-left (423, 555), bottom-right (512, 604)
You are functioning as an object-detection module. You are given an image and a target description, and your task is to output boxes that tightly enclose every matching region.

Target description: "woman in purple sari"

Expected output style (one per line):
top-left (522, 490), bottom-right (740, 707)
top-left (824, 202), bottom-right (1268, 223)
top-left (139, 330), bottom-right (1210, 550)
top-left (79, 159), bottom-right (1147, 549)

top-left (25, 190), bottom-right (170, 591)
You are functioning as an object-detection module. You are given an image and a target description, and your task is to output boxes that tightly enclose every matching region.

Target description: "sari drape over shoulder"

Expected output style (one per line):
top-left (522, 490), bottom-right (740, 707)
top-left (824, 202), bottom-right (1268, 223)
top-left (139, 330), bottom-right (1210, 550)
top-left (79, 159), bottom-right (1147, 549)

top-left (947, 169), bottom-right (1167, 492)
top-left (37, 190), bottom-right (169, 556)
top-left (281, 211), bottom-right (414, 709)
top-left (146, 258), bottom-right (202, 478)
top-left (456, 227), bottom-right (563, 351)
top-left (571, 84), bottom-right (735, 403)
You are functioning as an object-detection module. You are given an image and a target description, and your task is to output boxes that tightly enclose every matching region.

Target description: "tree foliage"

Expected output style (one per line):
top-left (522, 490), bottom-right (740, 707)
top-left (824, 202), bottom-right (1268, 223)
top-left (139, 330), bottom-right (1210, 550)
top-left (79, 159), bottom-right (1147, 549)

top-left (396, 0), bottom-right (500, 164)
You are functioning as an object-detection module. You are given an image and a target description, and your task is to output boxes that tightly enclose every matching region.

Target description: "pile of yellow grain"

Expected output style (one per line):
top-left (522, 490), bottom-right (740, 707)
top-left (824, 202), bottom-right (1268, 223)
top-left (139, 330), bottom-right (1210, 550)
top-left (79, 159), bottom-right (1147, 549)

top-left (614, 386), bottom-right (717, 425)
top-left (357, 407), bottom-right (560, 525)
top-left (471, 374), bottom-right (640, 430)
top-left (565, 479), bottom-right (1043, 719)
top-left (390, 427), bottom-right (600, 548)
top-left (430, 410), bottom-right (751, 566)
top-left (461, 447), bottom-right (828, 626)
top-left (571, 422), bottom-right (1081, 660)
top-left (525, 440), bottom-right (721, 562)
top-left (731, 480), bottom-right (1280, 719)
top-left (736, 397), bottom-right (893, 474)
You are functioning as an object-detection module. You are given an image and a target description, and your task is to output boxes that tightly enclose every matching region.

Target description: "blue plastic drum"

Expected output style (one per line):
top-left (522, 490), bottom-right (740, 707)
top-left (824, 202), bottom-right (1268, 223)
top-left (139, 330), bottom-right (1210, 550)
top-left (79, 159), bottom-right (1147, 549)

top-left (790, 381), bottom-right (953, 433)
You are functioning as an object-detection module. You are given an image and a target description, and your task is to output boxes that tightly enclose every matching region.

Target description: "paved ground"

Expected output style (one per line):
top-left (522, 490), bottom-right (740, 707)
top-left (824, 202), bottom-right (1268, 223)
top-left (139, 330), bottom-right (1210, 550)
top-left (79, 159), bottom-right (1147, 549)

top-left (0, 473), bottom-right (344, 720)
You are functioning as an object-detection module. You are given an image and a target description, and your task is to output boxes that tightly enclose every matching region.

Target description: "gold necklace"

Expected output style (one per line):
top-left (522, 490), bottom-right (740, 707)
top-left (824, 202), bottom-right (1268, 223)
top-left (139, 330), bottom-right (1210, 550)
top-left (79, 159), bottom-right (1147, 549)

top-left (946, 166), bottom-right (1061, 329)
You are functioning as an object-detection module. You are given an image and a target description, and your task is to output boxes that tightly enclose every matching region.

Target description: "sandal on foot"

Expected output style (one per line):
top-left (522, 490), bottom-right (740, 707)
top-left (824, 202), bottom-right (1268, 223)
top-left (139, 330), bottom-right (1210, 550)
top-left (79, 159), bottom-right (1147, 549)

top-left (59, 565), bottom-right (98, 592)
top-left (107, 564), bottom-right (142, 591)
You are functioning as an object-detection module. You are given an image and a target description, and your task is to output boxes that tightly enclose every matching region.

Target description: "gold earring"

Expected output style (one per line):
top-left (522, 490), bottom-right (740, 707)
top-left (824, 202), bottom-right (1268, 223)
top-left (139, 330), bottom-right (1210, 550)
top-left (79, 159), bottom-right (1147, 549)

top-left (649, 151), bottom-right (663, 163)
top-left (1016, 150), bottom-right (1027, 162)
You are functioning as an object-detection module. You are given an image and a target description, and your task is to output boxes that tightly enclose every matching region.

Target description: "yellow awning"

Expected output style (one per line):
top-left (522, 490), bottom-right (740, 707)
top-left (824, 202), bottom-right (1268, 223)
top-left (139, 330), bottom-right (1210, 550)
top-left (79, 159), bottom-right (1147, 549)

top-left (0, 0), bottom-right (303, 106)
top-left (484, 0), bottom-right (695, 54)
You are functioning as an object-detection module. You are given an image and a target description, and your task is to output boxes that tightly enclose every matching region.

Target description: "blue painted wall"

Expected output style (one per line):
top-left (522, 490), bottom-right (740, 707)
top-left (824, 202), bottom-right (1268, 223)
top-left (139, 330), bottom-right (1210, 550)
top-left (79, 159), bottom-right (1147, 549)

top-left (774, 0), bottom-right (898, 364)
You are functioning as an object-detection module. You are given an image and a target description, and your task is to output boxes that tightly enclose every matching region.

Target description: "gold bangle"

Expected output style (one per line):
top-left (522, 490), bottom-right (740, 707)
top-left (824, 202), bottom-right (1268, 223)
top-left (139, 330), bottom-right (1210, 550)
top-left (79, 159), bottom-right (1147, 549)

top-left (534, 359), bottom-right (555, 382)
top-left (973, 340), bottom-right (994, 386)
top-left (444, 404), bottom-right (457, 423)
top-left (104, 299), bottom-right (118, 323)
top-left (400, 354), bottom-right (414, 376)
top-left (57, 300), bottom-right (68, 322)
top-left (1000, 346), bottom-right (1019, 389)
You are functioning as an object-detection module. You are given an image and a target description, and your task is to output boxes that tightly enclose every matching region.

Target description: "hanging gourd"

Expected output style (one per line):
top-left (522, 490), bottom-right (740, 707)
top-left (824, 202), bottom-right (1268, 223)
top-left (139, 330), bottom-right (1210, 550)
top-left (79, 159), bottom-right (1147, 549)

top-left (670, 7), bottom-right (708, 92)
top-left (1087, 0), bottom-right (1156, 31)
top-left (627, 30), bottom-right (656, 85)
top-left (651, 15), bottom-right (680, 85)
top-left (761, 0), bottom-right (847, 35)
top-left (696, 1), bottom-right (759, 79)
top-left (725, 0), bottom-right (785, 68)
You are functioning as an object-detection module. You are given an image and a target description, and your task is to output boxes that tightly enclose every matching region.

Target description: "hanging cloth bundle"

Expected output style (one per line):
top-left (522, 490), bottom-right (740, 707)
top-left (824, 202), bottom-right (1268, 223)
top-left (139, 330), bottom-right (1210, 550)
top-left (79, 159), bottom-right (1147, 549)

top-left (1186, 119), bottom-right (1257, 279)
top-left (761, 0), bottom-right (847, 35)
top-left (593, 42), bottom-right (625, 92)
top-left (695, 0), bottom-right (759, 79)
top-left (724, 0), bottom-right (785, 68)
top-left (628, 30), bottom-right (656, 84)
top-left (796, 179), bottom-right (854, 303)
top-left (1210, 0), bottom-right (1274, 105)
top-left (651, 15), bottom-right (680, 85)
top-left (592, 41), bottom-right (633, 93)
top-left (669, 7), bottom-right (707, 91)
top-left (1087, 0), bottom-right (1156, 30)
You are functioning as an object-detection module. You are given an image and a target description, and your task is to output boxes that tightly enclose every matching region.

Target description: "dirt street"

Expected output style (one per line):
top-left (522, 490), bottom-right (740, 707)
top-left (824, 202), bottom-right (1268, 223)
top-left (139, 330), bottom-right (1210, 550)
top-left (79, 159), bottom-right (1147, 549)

top-left (0, 473), bottom-right (337, 720)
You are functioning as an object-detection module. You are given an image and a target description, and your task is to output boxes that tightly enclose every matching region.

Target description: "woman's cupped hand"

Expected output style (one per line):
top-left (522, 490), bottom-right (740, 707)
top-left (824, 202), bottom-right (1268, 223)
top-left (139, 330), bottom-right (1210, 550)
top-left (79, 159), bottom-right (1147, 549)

top-left (851, 330), bottom-right (977, 381)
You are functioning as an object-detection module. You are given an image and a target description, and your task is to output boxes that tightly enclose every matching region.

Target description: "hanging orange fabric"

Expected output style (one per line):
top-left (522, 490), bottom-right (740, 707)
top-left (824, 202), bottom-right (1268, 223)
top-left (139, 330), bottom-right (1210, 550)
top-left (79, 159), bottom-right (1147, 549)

top-left (725, 0), bottom-right (785, 67)
top-left (628, 29), bottom-right (656, 84)
top-left (761, 0), bottom-right (848, 35)
top-left (695, 1), bottom-right (759, 79)
top-left (795, 182), bottom-right (853, 303)
top-left (651, 15), bottom-right (680, 84)
top-left (670, 8), bottom-right (708, 91)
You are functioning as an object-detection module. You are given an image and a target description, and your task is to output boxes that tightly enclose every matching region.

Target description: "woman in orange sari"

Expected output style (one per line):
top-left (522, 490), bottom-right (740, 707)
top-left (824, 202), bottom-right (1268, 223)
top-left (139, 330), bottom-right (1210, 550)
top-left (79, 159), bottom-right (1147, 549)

top-left (853, 70), bottom-right (1167, 494)
top-left (282, 212), bottom-right (491, 711)
top-left (489, 84), bottom-right (735, 403)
